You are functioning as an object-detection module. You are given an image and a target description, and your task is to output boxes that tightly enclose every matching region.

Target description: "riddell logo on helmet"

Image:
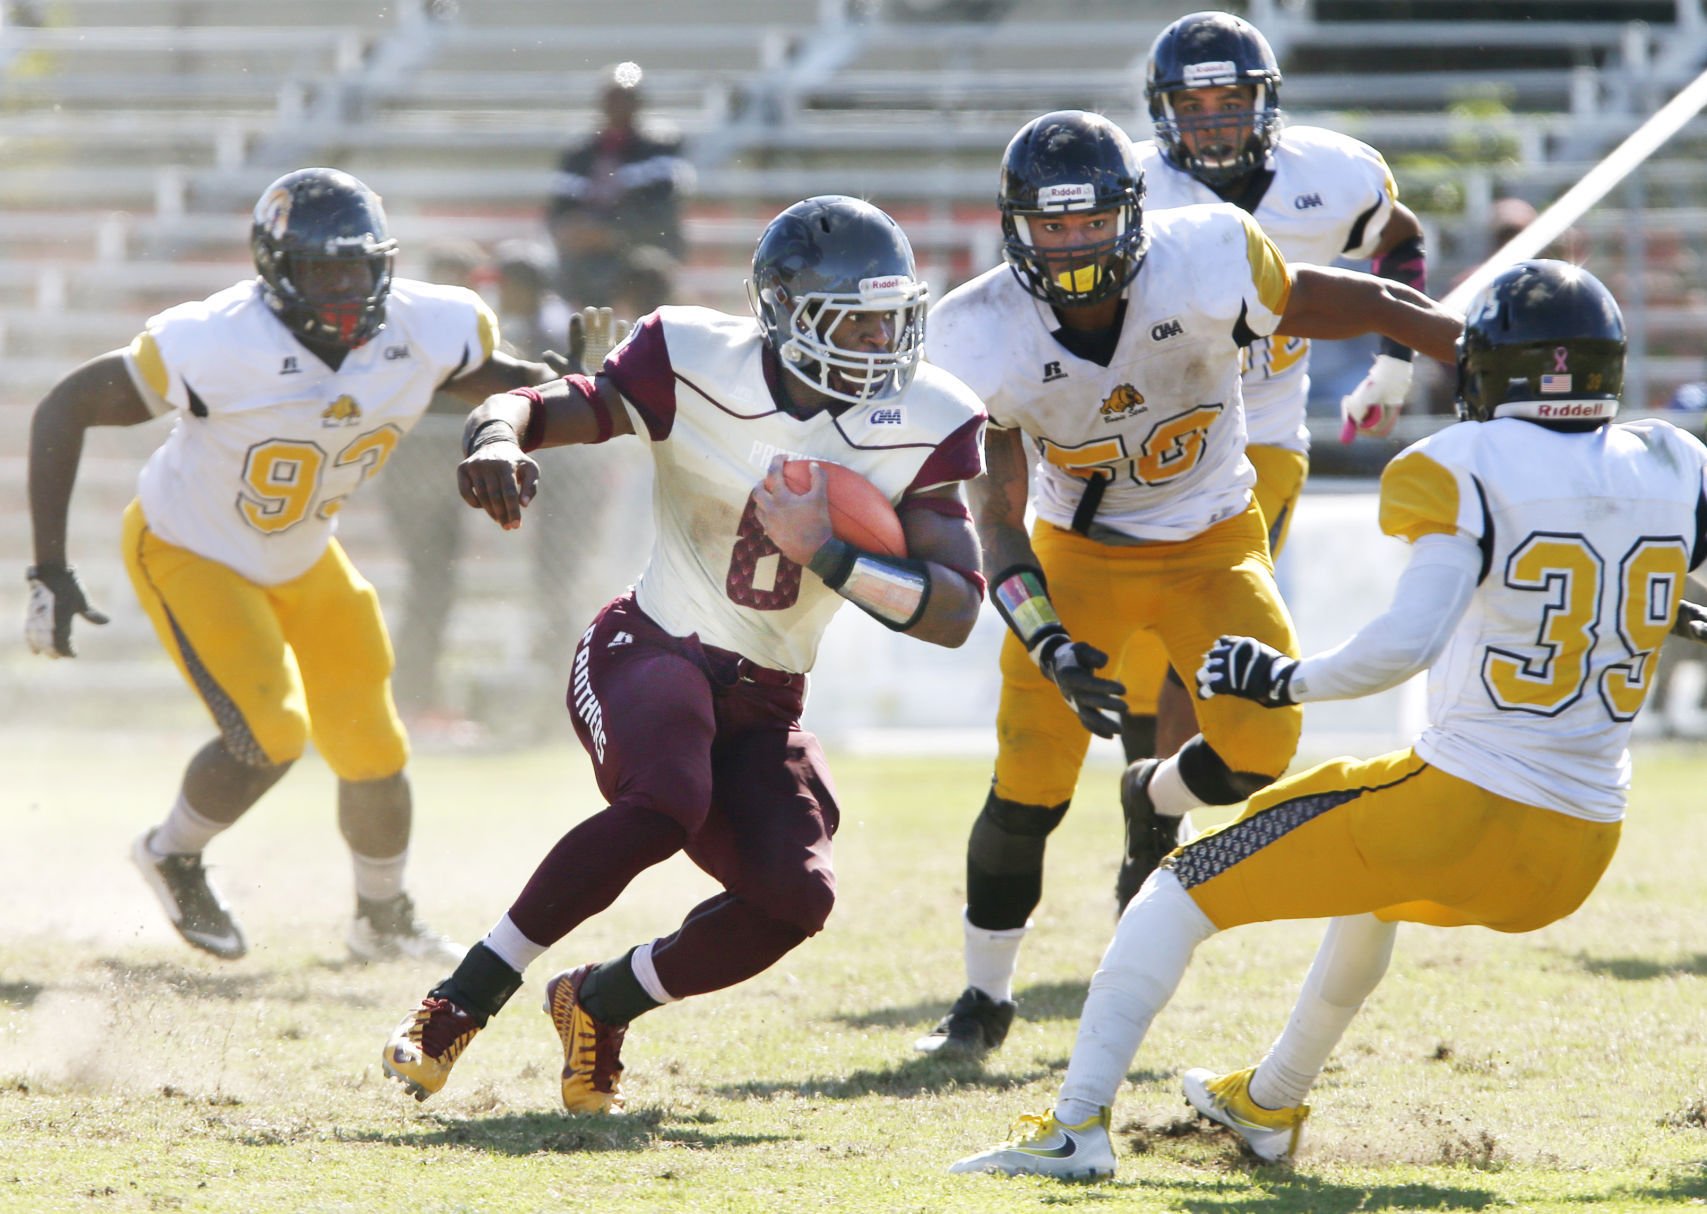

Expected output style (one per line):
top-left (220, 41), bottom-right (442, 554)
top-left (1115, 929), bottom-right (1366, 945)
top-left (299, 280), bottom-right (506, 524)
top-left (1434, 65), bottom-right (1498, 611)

top-left (1536, 402), bottom-right (1612, 418)
top-left (1038, 183), bottom-right (1096, 210)
top-left (1182, 60), bottom-right (1237, 87)
top-left (859, 275), bottom-right (916, 299)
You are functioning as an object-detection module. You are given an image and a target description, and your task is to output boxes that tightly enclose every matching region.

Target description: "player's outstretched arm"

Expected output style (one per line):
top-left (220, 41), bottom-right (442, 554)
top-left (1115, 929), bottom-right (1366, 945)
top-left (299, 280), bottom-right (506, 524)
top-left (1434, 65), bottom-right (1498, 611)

top-left (456, 374), bottom-right (634, 530)
top-left (443, 348), bottom-right (559, 405)
top-left (27, 350), bottom-right (151, 655)
top-left (1278, 265), bottom-right (1462, 366)
top-left (969, 427), bottom-right (1126, 737)
top-left (1202, 532), bottom-right (1480, 707)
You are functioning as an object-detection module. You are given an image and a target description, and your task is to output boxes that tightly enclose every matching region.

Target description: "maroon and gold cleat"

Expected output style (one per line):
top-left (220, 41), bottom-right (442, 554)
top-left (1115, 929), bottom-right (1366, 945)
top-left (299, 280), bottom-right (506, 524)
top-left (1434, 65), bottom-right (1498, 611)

top-left (542, 965), bottom-right (627, 1114)
top-left (382, 995), bottom-right (482, 1102)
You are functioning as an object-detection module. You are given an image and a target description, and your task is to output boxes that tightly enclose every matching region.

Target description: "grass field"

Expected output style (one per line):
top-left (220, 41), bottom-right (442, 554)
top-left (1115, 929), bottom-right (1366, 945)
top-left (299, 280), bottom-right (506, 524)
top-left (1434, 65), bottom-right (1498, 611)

top-left (3, 729), bottom-right (1706, 1213)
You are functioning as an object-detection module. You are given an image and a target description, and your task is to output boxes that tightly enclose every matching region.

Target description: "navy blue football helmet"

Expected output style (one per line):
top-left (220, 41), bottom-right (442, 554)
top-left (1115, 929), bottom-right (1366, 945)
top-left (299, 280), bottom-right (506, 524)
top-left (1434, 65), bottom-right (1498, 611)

top-left (1146, 11), bottom-right (1284, 189)
top-left (251, 167), bottom-right (397, 349)
top-left (1456, 260), bottom-right (1625, 427)
top-left (998, 110), bottom-right (1148, 308)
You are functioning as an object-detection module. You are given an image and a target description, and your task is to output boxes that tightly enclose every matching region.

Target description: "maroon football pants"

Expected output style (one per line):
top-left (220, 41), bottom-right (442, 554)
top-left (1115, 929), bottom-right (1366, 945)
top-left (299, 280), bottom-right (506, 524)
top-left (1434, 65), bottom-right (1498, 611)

top-left (505, 592), bottom-right (840, 999)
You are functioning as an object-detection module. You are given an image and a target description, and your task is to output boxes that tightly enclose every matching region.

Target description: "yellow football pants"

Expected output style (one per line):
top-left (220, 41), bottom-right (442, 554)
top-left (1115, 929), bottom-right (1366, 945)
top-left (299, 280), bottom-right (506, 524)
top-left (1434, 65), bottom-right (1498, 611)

top-left (122, 499), bottom-right (408, 780)
top-left (1175, 749), bottom-right (1621, 934)
top-left (992, 500), bottom-right (1302, 807)
top-left (1117, 446), bottom-right (1307, 714)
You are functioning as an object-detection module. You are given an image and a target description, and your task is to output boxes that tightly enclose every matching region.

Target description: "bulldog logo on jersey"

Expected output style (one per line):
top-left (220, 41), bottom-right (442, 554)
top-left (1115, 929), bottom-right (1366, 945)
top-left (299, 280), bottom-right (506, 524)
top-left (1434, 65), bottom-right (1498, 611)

top-left (321, 395), bottom-right (362, 426)
top-left (1100, 383), bottom-right (1146, 423)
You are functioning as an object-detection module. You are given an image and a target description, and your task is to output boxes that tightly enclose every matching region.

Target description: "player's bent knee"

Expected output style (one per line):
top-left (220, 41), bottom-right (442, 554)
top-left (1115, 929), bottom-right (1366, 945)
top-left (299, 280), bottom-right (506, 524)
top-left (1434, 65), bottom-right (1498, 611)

top-left (754, 867), bottom-right (836, 936)
top-left (318, 725), bottom-right (408, 783)
top-left (243, 708), bottom-right (310, 768)
top-left (968, 792), bottom-right (1067, 873)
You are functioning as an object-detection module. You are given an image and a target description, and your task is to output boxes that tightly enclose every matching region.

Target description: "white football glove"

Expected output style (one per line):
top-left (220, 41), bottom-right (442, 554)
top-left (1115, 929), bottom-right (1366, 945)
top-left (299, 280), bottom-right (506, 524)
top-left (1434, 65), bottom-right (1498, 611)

top-left (1338, 353), bottom-right (1413, 443)
top-left (571, 306), bottom-right (631, 375)
top-left (542, 306), bottom-right (634, 378)
top-left (25, 563), bottom-right (109, 658)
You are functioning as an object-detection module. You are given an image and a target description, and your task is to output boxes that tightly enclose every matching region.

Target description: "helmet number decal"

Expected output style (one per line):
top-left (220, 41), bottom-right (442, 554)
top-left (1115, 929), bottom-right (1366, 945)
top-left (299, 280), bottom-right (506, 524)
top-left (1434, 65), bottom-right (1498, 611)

top-left (237, 424), bottom-right (401, 534)
top-left (725, 496), bottom-right (803, 611)
top-left (1482, 532), bottom-right (1687, 718)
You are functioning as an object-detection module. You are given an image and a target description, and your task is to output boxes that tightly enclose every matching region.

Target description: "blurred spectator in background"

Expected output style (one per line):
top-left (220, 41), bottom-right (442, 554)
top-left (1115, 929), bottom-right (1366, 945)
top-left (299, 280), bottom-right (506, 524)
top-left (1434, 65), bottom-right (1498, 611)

top-left (380, 239), bottom-right (489, 745)
top-left (547, 60), bottom-right (690, 312)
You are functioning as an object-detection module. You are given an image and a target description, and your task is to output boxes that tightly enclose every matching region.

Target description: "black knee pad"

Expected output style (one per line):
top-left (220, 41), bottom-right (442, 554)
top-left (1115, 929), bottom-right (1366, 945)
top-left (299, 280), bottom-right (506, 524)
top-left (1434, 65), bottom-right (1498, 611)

top-left (1177, 736), bottom-right (1277, 805)
top-left (966, 791), bottom-right (1067, 931)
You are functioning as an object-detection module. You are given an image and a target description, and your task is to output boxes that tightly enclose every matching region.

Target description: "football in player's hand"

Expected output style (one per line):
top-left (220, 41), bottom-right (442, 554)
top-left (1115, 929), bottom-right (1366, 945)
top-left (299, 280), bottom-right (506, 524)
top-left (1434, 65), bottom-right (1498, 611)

top-left (782, 459), bottom-right (907, 558)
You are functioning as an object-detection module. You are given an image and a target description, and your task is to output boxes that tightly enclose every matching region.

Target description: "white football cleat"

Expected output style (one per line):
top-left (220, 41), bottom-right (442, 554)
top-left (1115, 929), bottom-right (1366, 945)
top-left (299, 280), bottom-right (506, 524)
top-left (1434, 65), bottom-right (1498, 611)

top-left (1183, 1066), bottom-right (1308, 1162)
top-left (949, 1106), bottom-right (1115, 1181)
top-left (347, 893), bottom-right (462, 965)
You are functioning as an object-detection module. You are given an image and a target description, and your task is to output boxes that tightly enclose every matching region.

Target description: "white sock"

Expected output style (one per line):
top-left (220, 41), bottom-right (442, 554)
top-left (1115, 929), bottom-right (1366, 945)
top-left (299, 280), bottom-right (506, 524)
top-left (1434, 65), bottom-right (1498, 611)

top-left (1055, 869), bottom-right (1218, 1124)
top-left (1147, 755), bottom-right (1205, 819)
top-left (630, 940), bottom-right (678, 1004)
top-left (350, 849), bottom-right (407, 903)
top-left (482, 913), bottom-right (548, 974)
top-left (148, 793), bottom-right (228, 857)
top-left (1250, 913), bottom-right (1396, 1110)
top-left (963, 909), bottom-right (1029, 1004)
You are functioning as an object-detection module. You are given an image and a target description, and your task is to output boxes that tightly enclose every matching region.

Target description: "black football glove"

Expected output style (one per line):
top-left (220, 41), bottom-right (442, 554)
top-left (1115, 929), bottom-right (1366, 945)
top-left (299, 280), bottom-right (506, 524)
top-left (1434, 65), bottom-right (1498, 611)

top-left (1197, 635), bottom-right (1298, 707)
top-left (25, 563), bottom-right (109, 658)
top-left (1673, 600), bottom-right (1707, 644)
top-left (1035, 634), bottom-right (1127, 738)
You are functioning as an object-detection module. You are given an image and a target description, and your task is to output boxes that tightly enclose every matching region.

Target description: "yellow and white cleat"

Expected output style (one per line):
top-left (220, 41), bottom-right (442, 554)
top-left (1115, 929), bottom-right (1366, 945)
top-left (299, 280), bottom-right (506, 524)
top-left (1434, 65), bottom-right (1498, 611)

top-left (1183, 1066), bottom-right (1308, 1161)
top-left (949, 1106), bottom-right (1116, 1181)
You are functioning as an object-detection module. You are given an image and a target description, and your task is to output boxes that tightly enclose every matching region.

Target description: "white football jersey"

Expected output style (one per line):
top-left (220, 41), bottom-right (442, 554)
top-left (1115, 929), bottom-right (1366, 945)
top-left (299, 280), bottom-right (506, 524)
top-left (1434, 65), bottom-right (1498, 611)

top-left (126, 277), bottom-right (498, 585)
top-left (928, 204), bottom-right (1289, 542)
top-left (1137, 126), bottom-right (1398, 451)
top-left (601, 306), bottom-right (987, 673)
top-left (1380, 417), bottom-right (1707, 821)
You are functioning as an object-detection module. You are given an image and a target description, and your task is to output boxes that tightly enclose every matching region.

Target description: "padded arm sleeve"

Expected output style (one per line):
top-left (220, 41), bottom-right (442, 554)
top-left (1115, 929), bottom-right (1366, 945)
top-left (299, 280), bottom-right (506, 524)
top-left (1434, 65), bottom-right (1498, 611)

top-left (1289, 532), bottom-right (1481, 702)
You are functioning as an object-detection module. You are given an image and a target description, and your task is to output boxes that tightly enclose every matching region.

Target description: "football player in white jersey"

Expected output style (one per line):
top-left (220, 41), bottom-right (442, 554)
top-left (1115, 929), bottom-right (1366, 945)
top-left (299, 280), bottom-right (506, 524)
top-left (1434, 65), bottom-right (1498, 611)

top-left (915, 110), bottom-right (1462, 1058)
top-left (381, 196), bottom-right (988, 1114)
top-left (1118, 9), bottom-right (1430, 764)
top-left (950, 262), bottom-right (1707, 1179)
top-left (26, 168), bottom-right (558, 963)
